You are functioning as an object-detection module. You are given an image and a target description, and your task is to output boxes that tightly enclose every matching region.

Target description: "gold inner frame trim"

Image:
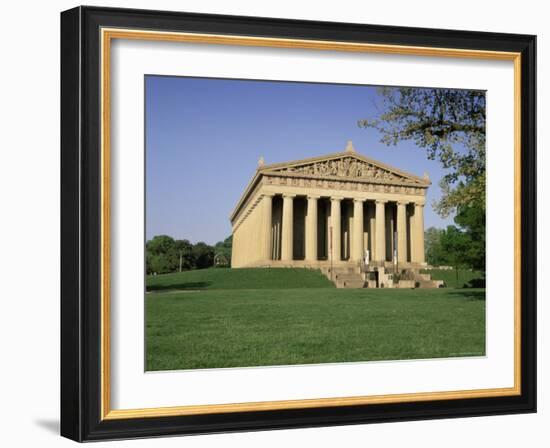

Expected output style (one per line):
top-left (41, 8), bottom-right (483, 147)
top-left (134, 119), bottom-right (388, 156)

top-left (100, 27), bottom-right (522, 421)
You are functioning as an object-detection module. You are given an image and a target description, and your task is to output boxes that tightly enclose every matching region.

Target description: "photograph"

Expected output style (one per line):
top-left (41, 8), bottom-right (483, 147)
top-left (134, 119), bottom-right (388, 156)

top-left (55, 4), bottom-right (538, 443)
top-left (144, 76), bottom-right (487, 371)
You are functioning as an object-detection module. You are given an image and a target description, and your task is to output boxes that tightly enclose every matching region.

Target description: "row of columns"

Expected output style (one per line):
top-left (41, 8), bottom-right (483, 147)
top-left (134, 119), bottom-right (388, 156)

top-left (260, 193), bottom-right (425, 264)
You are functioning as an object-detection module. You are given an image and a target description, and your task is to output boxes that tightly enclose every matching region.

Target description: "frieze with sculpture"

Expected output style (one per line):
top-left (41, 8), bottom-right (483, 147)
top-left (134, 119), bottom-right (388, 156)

top-left (263, 174), bottom-right (426, 195)
top-left (270, 157), bottom-right (422, 183)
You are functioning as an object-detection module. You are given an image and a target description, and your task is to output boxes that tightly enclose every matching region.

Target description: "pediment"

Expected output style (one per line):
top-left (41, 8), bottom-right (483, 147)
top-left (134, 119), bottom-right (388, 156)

top-left (261, 153), bottom-right (429, 186)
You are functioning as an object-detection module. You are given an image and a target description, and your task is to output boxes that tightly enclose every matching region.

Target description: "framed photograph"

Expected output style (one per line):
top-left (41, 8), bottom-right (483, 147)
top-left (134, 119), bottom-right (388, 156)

top-left (60, 6), bottom-right (536, 442)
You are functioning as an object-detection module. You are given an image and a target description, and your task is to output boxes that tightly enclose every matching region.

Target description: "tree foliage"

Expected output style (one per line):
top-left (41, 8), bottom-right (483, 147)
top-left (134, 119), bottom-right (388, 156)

top-left (358, 87), bottom-right (486, 217)
top-left (424, 227), bottom-right (447, 267)
top-left (213, 236), bottom-right (232, 266)
top-left (146, 235), bottom-right (231, 274)
top-left (425, 210), bottom-right (485, 271)
top-left (452, 200), bottom-right (485, 271)
top-left (192, 242), bottom-right (215, 270)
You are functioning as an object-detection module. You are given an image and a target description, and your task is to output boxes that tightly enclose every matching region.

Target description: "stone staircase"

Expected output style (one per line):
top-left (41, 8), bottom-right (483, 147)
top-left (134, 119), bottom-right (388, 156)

top-left (333, 272), bottom-right (365, 288)
top-left (394, 269), bottom-right (444, 289)
top-left (321, 266), bottom-right (365, 288)
top-left (320, 264), bottom-right (444, 289)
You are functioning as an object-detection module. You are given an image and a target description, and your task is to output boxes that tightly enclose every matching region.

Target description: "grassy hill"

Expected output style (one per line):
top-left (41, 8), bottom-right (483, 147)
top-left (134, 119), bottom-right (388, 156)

top-left (146, 267), bottom-right (334, 292)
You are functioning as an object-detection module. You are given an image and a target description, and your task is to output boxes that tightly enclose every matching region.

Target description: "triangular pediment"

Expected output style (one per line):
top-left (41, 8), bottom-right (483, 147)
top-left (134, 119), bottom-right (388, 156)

top-left (260, 152), bottom-right (429, 186)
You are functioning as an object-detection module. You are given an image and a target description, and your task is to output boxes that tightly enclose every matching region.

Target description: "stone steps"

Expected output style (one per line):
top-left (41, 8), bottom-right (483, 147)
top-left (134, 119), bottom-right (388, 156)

top-left (319, 264), bottom-right (444, 289)
top-left (333, 272), bottom-right (365, 289)
top-left (417, 280), bottom-right (439, 289)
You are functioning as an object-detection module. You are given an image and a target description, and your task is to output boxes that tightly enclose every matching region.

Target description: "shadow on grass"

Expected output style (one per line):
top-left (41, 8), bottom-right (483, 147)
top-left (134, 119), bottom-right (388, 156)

top-left (449, 290), bottom-right (486, 301)
top-left (147, 281), bottom-right (211, 292)
top-left (464, 277), bottom-right (485, 288)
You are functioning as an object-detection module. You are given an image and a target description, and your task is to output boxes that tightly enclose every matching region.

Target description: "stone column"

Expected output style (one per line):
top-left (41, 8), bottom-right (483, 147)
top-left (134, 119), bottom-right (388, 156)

top-left (396, 201), bottom-right (408, 264)
top-left (368, 202), bottom-right (376, 257)
top-left (305, 195), bottom-right (319, 262)
top-left (413, 203), bottom-right (425, 264)
top-left (281, 194), bottom-right (295, 261)
top-left (375, 200), bottom-right (387, 262)
top-left (330, 197), bottom-right (342, 262)
top-left (260, 194), bottom-right (273, 262)
top-left (273, 203), bottom-right (282, 260)
top-left (352, 199), bottom-right (365, 262)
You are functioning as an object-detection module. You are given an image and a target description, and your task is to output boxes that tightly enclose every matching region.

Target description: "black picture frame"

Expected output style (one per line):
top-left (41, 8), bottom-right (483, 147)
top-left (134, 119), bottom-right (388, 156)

top-left (61, 5), bottom-right (536, 442)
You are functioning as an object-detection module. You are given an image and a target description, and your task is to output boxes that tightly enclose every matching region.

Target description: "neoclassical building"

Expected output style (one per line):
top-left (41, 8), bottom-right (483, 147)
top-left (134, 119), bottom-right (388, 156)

top-left (230, 142), bottom-right (430, 270)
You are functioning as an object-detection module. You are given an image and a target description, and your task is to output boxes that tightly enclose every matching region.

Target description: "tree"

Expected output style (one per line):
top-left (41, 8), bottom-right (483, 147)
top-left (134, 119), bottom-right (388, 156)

top-left (214, 235), bottom-right (232, 267)
top-left (453, 200), bottom-right (485, 271)
top-left (358, 87), bottom-right (485, 217)
top-left (174, 239), bottom-right (194, 271)
top-left (424, 227), bottom-right (447, 266)
top-left (148, 253), bottom-right (177, 275)
top-left (424, 201), bottom-right (486, 272)
top-left (146, 235), bottom-right (176, 255)
top-left (439, 225), bottom-right (471, 270)
top-left (146, 235), bottom-right (178, 274)
top-left (192, 242), bottom-right (215, 269)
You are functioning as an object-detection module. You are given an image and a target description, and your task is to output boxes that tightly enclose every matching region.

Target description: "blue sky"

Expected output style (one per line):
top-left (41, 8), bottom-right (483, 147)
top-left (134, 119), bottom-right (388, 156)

top-left (145, 76), bottom-right (455, 245)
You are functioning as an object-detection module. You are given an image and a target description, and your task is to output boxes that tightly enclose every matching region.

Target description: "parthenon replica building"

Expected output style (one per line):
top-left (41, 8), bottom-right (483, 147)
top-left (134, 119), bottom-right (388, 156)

top-left (230, 142), bottom-right (434, 287)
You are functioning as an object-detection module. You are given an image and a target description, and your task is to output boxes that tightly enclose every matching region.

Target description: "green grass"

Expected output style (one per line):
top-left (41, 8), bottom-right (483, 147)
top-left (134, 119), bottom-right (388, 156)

top-left (146, 267), bottom-right (334, 291)
top-left (146, 269), bottom-right (485, 371)
top-left (423, 269), bottom-right (485, 288)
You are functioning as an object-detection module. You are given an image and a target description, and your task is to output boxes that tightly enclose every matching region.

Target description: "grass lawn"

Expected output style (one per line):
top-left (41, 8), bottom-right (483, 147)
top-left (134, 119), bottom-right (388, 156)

top-left (146, 269), bottom-right (485, 371)
top-left (423, 269), bottom-right (485, 289)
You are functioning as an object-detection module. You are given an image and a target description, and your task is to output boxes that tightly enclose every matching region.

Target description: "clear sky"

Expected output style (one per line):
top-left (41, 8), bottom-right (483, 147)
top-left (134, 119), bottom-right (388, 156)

top-left (145, 75), bottom-right (455, 245)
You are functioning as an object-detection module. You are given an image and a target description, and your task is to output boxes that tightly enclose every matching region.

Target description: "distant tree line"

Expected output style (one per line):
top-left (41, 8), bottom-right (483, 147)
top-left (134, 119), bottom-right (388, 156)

top-left (146, 235), bottom-right (232, 274)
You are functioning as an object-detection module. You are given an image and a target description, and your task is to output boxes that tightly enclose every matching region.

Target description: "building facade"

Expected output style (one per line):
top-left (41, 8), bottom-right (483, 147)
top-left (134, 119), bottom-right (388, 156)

top-left (230, 142), bottom-right (430, 269)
